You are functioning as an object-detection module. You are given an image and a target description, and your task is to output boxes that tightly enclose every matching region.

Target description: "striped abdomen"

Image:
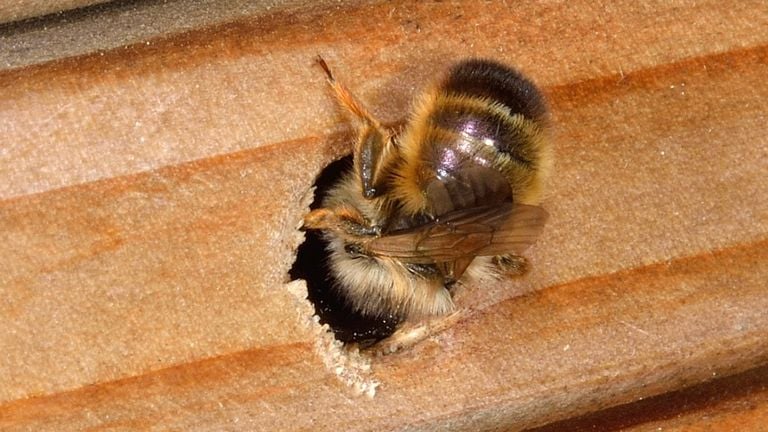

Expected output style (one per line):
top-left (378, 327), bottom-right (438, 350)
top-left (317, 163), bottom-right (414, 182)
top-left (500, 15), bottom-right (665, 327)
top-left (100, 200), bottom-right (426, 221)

top-left (393, 59), bottom-right (551, 217)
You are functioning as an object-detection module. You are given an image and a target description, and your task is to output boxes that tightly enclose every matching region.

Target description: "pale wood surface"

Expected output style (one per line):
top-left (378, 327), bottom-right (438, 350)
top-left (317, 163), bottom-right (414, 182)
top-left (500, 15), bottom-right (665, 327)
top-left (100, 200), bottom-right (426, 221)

top-left (0, 0), bottom-right (343, 69)
top-left (0, 1), bottom-right (767, 430)
top-left (0, 0), bottom-right (109, 24)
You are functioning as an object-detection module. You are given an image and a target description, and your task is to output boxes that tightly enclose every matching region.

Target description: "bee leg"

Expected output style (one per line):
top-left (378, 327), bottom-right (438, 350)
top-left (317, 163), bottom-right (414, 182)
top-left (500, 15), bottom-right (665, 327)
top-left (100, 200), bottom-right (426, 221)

top-left (368, 310), bottom-right (469, 356)
top-left (492, 254), bottom-right (529, 276)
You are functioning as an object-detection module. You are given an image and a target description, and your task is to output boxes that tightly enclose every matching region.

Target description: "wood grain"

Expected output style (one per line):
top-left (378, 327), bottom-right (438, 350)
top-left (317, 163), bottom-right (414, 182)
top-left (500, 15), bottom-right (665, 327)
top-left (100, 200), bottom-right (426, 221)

top-left (532, 365), bottom-right (768, 431)
top-left (0, 140), bottom-right (327, 403)
top-left (0, 0), bottom-right (766, 430)
top-left (2, 0), bottom-right (766, 199)
top-left (1, 239), bottom-right (766, 430)
top-left (0, 0), bottom-right (109, 24)
top-left (0, 0), bottom-right (346, 69)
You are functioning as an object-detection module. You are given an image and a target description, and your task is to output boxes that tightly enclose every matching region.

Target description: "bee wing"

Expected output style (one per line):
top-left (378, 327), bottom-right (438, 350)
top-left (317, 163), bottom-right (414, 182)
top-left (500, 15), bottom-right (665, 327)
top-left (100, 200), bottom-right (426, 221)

top-left (366, 203), bottom-right (548, 264)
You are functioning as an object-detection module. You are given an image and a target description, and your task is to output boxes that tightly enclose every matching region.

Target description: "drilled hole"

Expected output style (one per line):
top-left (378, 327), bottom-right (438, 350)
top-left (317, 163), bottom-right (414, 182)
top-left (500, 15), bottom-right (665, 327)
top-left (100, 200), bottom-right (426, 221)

top-left (290, 156), bottom-right (400, 346)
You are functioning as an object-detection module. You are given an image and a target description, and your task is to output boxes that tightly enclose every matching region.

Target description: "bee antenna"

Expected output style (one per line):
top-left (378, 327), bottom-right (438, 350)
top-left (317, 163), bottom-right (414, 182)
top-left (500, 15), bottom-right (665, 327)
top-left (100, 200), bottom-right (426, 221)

top-left (314, 55), bottom-right (377, 126)
top-left (315, 55), bottom-right (335, 82)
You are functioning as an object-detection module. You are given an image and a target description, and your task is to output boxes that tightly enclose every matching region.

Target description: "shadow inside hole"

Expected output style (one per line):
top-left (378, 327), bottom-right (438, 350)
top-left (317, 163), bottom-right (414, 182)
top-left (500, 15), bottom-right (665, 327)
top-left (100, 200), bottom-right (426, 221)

top-left (289, 155), bottom-right (399, 346)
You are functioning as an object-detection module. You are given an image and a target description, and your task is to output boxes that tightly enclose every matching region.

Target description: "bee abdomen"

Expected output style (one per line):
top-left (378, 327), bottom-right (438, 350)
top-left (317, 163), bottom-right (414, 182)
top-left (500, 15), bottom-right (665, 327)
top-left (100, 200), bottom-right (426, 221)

top-left (394, 59), bottom-right (551, 215)
top-left (441, 59), bottom-right (547, 123)
top-left (428, 101), bottom-right (539, 168)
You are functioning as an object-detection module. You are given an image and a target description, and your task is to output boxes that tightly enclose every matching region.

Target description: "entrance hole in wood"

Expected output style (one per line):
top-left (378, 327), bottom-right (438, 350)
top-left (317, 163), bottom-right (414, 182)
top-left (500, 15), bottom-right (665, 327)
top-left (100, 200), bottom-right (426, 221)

top-left (289, 155), bottom-right (399, 346)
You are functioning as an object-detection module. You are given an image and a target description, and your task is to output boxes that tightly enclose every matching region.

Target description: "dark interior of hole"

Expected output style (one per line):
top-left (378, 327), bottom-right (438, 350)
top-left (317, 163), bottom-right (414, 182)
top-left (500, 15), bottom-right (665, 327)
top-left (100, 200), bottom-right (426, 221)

top-left (290, 155), bottom-right (399, 346)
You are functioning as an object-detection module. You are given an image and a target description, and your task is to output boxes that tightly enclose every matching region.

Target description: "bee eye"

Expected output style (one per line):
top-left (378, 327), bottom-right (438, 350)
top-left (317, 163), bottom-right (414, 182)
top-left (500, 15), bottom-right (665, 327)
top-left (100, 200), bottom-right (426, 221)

top-left (344, 243), bottom-right (365, 257)
top-left (363, 186), bottom-right (377, 199)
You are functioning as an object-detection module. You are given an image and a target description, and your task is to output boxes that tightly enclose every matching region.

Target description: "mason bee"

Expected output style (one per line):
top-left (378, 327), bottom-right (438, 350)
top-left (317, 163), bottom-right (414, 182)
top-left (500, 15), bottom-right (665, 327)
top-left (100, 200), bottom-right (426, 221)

top-left (303, 57), bottom-right (551, 344)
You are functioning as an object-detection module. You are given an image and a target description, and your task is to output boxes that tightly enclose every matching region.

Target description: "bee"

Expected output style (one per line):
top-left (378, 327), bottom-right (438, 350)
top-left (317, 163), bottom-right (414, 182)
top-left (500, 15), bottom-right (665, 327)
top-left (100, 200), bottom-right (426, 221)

top-left (303, 57), bottom-right (552, 349)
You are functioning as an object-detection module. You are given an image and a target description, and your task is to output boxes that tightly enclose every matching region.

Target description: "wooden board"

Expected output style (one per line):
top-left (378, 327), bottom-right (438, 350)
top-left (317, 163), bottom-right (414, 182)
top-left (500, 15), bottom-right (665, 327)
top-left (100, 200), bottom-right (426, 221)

top-left (0, 0), bottom-right (337, 69)
top-left (0, 0), bottom-right (767, 430)
top-left (0, 0), bottom-right (109, 24)
top-left (532, 365), bottom-right (768, 431)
